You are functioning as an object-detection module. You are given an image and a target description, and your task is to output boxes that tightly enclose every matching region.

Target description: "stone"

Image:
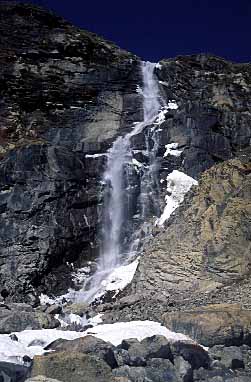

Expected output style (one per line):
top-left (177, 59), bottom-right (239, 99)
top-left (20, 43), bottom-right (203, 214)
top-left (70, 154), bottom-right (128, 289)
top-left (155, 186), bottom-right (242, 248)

top-left (170, 341), bottom-right (210, 370)
top-left (209, 346), bottom-right (245, 370)
top-left (0, 305), bottom-right (60, 333)
top-left (174, 356), bottom-right (193, 382)
top-left (140, 335), bottom-right (173, 360)
top-left (193, 367), bottom-right (250, 382)
top-left (45, 305), bottom-right (62, 315)
top-left (45, 335), bottom-right (117, 368)
top-left (63, 302), bottom-right (89, 316)
top-left (163, 304), bottom-right (251, 347)
top-left (0, 362), bottom-right (30, 382)
top-left (113, 359), bottom-right (178, 382)
top-left (31, 352), bottom-right (115, 382)
top-left (26, 377), bottom-right (62, 382)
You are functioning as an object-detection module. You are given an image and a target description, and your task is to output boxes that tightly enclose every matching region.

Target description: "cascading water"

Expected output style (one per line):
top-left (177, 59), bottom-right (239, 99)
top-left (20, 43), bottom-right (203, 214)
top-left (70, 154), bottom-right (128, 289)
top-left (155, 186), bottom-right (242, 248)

top-left (75, 61), bottom-right (163, 303)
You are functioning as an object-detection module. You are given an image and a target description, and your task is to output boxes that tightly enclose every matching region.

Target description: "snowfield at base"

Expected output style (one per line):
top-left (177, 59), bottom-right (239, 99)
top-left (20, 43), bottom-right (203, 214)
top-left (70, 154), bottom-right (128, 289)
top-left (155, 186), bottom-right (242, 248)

top-left (164, 143), bottom-right (183, 157)
top-left (0, 320), bottom-right (194, 365)
top-left (85, 320), bottom-right (191, 346)
top-left (156, 170), bottom-right (198, 226)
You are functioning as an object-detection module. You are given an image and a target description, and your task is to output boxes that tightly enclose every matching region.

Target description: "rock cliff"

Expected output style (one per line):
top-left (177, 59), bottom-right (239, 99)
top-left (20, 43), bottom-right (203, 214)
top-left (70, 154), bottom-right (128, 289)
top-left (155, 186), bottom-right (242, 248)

top-left (0, 1), bottom-right (141, 303)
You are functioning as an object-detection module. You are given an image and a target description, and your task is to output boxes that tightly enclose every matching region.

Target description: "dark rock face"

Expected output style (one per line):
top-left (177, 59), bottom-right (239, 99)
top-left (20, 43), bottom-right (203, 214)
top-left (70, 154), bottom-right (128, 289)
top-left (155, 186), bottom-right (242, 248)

top-left (0, 362), bottom-right (29, 382)
top-left (156, 54), bottom-right (251, 178)
top-left (0, 2), bottom-right (141, 302)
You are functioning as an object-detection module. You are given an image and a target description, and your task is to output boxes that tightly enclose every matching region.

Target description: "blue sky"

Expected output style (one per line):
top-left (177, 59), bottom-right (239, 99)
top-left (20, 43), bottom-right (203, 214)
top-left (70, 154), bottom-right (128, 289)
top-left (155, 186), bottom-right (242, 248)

top-left (16, 0), bottom-right (251, 62)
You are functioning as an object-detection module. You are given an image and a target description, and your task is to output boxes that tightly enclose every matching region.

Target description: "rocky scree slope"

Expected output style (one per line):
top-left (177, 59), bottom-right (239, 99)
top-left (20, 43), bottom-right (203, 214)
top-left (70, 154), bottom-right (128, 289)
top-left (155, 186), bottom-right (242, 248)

top-left (0, 2), bottom-right (142, 303)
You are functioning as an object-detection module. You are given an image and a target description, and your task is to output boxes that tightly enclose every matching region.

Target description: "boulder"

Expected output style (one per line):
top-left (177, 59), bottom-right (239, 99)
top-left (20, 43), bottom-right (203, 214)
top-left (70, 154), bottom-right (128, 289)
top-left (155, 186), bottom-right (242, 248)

top-left (209, 345), bottom-right (245, 370)
top-left (0, 305), bottom-right (59, 333)
top-left (113, 359), bottom-right (178, 382)
top-left (45, 335), bottom-right (117, 368)
top-left (0, 362), bottom-right (29, 382)
top-left (163, 304), bottom-right (251, 347)
top-left (31, 352), bottom-right (115, 382)
top-left (63, 302), bottom-right (89, 316)
top-left (193, 367), bottom-right (250, 382)
top-left (170, 341), bottom-right (210, 370)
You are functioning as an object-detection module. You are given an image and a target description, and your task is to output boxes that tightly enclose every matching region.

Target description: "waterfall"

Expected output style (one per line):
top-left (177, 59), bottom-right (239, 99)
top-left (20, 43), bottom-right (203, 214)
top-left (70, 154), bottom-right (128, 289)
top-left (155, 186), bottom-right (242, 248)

top-left (76, 62), bottom-right (162, 303)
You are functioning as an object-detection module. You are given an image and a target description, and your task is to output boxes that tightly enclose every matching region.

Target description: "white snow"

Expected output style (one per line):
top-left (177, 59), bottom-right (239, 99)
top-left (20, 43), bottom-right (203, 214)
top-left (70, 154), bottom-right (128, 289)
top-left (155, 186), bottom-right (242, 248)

top-left (0, 320), bottom-right (195, 365)
top-left (155, 63), bottom-right (162, 69)
top-left (155, 107), bottom-right (169, 125)
top-left (167, 100), bottom-right (178, 109)
top-left (159, 80), bottom-right (169, 86)
top-left (91, 258), bottom-right (139, 300)
top-left (154, 101), bottom-right (178, 125)
top-left (164, 143), bottom-right (183, 157)
top-left (85, 320), bottom-right (191, 346)
top-left (132, 158), bottom-right (143, 173)
top-left (39, 294), bottom-right (56, 305)
top-left (85, 153), bottom-right (107, 158)
top-left (156, 170), bottom-right (198, 226)
top-left (136, 85), bottom-right (143, 95)
top-left (72, 266), bottom-right (91, 286)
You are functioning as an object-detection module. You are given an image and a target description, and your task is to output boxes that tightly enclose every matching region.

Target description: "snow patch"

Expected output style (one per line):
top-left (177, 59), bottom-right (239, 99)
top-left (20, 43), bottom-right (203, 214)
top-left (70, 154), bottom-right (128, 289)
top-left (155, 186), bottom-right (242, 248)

top-left (164, 143), bottom-right (183, 157)
top-left (155, 63), bottom-right (162, 69)
top-left (85, 320), bottom-right (191, 346)
top-left (156, 170), bottom-right (198, 226)
top-left (0, 320), bottom-right (195, 365)
top-left (167, 100), bottom-right (178, 109)
top-left (154, 101), bottom-right (178, 125)
top-left (159, 80), bottom-right (169, 86)
top-left (136, 85), bottom-right (143, 95)
top-left (92, 258), bottom-right (139, 300)
top-left (85, 153), bottom-right (107, 158)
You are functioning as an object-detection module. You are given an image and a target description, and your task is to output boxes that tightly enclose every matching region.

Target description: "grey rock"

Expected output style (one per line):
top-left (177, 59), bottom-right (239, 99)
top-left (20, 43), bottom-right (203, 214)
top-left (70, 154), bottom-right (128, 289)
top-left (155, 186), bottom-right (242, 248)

top-left (45, 305), bottom-right (62, 315)
top-left (0, 362), bottom-right (29, 382)
top-left (0, 305), bottom-right (59, 333)
top-left (174, 356), bottom-right (193, 382)
top-left (31, 352), bottom-right (115, 382)
top-left (209, 346), bottom-right (245, 370)
top-left (26, 377), bottom-right (62, 382)
top-left (45, 335), bottom-right (117, 368)
top-left (170, 341), bottom-right (210, 370)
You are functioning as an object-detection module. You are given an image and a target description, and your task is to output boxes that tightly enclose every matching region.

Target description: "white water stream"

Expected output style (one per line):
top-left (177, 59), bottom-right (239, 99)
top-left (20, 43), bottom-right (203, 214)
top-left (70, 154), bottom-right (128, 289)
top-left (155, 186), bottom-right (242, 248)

top-left (72, 62), bottom-right (163, 303)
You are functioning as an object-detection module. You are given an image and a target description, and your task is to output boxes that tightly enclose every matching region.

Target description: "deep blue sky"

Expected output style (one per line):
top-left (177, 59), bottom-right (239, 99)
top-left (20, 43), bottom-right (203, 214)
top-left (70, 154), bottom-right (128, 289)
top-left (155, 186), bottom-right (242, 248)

top-left (14, 0), bottom-right (251, 62)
